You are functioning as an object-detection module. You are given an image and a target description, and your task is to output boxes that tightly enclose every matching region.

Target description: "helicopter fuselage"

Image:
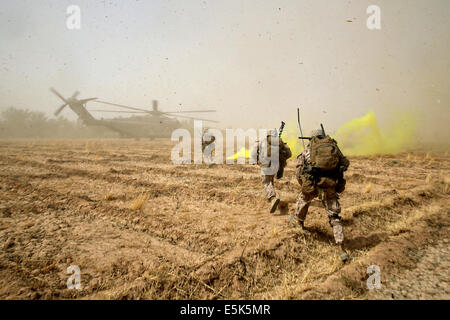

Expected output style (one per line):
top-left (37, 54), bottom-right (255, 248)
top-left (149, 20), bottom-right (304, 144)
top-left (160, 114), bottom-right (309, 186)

top-left (68, 101), bottom-right (182, 138)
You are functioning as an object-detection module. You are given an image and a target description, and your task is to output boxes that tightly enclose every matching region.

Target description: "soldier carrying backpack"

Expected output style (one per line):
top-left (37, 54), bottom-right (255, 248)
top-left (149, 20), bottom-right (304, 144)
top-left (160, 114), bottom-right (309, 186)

top-left (294, 128), bottom-right (350, 262)
top-left (251, 128), bottom-right (292, 214)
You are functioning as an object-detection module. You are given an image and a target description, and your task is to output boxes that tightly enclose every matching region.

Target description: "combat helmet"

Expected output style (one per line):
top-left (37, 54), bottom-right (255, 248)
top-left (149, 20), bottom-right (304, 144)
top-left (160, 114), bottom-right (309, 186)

top-left (310, 129), bottom-right (324, 138)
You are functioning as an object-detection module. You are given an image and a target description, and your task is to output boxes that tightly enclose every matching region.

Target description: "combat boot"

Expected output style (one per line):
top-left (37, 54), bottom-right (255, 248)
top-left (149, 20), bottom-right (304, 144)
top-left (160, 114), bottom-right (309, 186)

top-left (339, 244), bottom-right (350, 262)
top-left (269, 197), bottom-right (280, 213)
top-left (298, 219), bottom-right (305, 229)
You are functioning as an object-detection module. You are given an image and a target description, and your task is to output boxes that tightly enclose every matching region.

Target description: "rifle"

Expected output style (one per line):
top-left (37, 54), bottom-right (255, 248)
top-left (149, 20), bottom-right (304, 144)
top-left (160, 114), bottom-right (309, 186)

top-left (278, 121), bottom-right (285, 137)
top-left (276, 121), bottom-right (286, 179)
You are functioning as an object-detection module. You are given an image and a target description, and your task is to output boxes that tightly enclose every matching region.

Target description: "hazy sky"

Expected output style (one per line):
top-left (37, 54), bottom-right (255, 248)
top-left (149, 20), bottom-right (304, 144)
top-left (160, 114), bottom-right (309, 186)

top-left (0, 0), bottom-right (449, 133)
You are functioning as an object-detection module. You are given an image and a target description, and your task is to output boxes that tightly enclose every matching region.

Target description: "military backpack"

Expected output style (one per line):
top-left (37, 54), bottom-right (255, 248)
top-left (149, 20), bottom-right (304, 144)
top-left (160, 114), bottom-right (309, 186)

top-left (309, 135), bottom-right (340, 172)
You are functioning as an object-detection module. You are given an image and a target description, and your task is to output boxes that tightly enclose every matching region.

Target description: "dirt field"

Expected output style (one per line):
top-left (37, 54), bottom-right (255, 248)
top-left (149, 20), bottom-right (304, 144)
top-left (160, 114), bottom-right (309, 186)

top-left (0, 139), bottom-right (449, 299)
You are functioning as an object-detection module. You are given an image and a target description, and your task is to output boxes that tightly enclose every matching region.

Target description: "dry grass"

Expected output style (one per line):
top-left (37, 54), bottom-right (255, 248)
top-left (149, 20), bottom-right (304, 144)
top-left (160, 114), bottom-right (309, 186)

top-left (130, 193), bottom-right (149, 211)
top-left (387, 204), bottom-right (442, 234)
top-left (364, 183), bottom-right (373, 193)
top-left (104, 193), bottom-right (117, 201)
top-left (261, 239), bottom-right (342, 299)
top-left (439, 175), bottom-right (450, 193)
top-left (0, 140), bottom-right (448, 300)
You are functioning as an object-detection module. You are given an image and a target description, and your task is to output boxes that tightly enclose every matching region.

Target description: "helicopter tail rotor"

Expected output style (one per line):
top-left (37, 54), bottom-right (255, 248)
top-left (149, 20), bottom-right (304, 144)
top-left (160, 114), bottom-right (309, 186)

top-left (50, 88), bottom-right (96, 116)
top-left (54, 103), bottom-right (68, 116)
top-left (50, 88), bottom-right (70, 116)
top-left (50, 87), bottom-right (68, 103)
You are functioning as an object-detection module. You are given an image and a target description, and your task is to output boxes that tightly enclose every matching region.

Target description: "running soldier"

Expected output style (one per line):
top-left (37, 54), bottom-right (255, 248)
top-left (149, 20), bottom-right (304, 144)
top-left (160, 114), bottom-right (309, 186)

top-left (251, 129), bottom-right (292, 213)
top-left (202, 128), bottom-right (216, 164)
top-left (294, 129), bottom-right (350, 261)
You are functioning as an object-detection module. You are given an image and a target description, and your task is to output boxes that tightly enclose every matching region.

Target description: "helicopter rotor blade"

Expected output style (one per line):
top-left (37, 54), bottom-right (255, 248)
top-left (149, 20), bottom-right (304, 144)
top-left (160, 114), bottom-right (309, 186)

top-left (72, 91), bottom-right (80, 98)
top-left (95, 100), bottom-right (216, 115)
top-left (165, 113), bottom-right (219, 123)
top-left (88, 110), bottom-right (147, 113)
top-left (50, 87), bottom-right (69, 104)
top-left (54, 103), bottom-right (68, 116)
top-left (78, 98), bottom-right (98, 104)
top-left (94, 100), bottom-right (155, 114)
top-left (163, 110), bottom-right (217, 114)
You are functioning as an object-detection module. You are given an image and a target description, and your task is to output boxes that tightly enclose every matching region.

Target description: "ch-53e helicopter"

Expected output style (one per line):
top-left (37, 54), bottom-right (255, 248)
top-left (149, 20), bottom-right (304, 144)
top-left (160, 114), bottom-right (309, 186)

top-left (49, 87), bottom-right (218, 139)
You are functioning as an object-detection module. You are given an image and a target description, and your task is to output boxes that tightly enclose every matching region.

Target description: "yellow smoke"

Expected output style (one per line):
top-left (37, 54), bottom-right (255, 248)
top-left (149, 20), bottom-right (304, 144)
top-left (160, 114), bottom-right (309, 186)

top-left (281, 109), bottom-right (418, 158)
top-left (333, 110), bottom-right (418, 156)
top-left (227, 110), bottom-right (417, 160)
top-left (226, 146), bottom-right (251, 160)
top-left (226, 128), bottom-right (305, 160)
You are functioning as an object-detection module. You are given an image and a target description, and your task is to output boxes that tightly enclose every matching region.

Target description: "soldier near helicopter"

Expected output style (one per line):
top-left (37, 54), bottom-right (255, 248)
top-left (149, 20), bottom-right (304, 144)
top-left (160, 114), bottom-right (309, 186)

top-left (251, 124), bottom-right (292, 213)
top-left (202, 128), bottom-right (216, 164)
top-left (294, 127), bottom-right (350, 262)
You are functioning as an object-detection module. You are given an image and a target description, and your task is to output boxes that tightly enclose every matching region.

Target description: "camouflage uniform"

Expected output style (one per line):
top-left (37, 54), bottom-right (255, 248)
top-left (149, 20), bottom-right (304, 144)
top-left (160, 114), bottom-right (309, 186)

top-left (294, 132), bottom-right (349, 253)
top-left (262, 174), bottom-right (277, 200)
top-left (251, 130), bottom-right (292, 212)
top-left (202, 129), bottom-right (216, 164)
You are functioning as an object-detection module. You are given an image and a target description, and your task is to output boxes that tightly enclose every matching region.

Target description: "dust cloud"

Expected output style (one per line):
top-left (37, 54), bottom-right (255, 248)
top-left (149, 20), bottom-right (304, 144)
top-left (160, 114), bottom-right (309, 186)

top-left (0, 1), bottom-right (448, 152)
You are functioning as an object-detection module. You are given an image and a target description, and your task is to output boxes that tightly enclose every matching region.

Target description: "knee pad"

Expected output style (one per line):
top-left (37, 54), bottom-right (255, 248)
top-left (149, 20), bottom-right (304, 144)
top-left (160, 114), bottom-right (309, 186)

top-left (332, 223), bottom-right (344, 244)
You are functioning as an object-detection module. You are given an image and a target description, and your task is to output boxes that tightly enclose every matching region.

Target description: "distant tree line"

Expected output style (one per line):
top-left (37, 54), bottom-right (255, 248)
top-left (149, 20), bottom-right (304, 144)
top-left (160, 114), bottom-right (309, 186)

top-left (0, 107), bottom-right (119, 138)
